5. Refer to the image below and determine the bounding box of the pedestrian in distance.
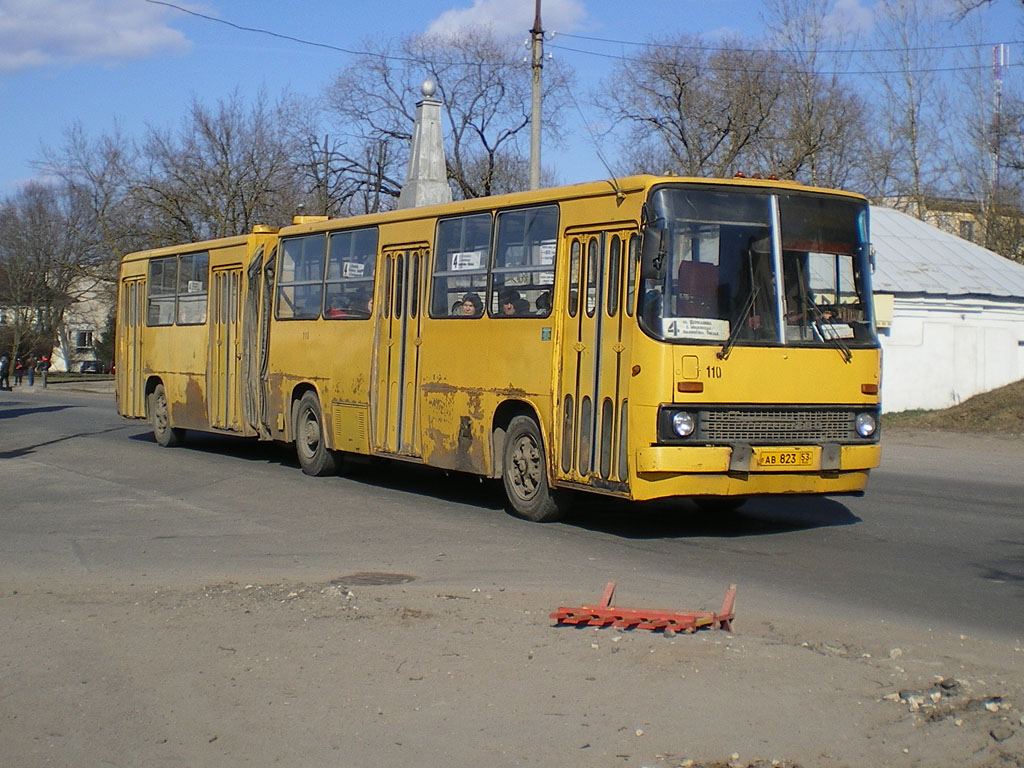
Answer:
[13,357,23,387]
[0,355,9,390]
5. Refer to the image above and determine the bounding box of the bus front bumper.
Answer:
[631,443,880,500]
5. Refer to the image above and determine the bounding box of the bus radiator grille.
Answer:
[700,409,855,442]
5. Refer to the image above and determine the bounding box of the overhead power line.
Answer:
[145,0,423,63]
[546,41,1024,78]
[556,31,1024,58]
[148,0,1020,79]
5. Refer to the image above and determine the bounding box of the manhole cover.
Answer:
[331,572,417,586]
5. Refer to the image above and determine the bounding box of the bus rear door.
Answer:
[117,276,146,418]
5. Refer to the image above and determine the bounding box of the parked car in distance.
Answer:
[80,361,105,374]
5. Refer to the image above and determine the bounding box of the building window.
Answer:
[959,220,975,242]
[75,330,94,351]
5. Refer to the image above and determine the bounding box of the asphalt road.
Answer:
[2,382,1022,642]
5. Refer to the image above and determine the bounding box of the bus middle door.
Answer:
[373,246,426,457]
[210,265,243,431]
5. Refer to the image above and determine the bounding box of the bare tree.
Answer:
[0,183,92,362]
[322,31,573,207]
[759,0,870,189]
[134,90,305,242]
[40,122,144,295]
[940,20,1020,259]
[600,36,789,178]
[866,0,950,216]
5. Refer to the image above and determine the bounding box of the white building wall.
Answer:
[51,281,111,373]
[879,295,1024,412]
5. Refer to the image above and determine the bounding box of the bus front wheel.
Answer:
[294,391,337,477]
[502,416,564,523]
[150,383,185,447]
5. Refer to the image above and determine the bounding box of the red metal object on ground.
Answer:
[550,582,737,633]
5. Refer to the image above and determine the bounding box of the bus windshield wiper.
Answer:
[805,293,852,363]
[717,286,759,360]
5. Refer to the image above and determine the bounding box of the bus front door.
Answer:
[117,277,146,418]
[210,266,243,431]
[558,227,637,490]
[373,247,426,457]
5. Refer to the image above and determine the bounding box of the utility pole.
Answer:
[321,134,330,216]
[529,0,543,190]
[992,43,1008,205]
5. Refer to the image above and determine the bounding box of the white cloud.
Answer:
[0,0,189,73]
[426,0,587,39]
[825,0,875,36]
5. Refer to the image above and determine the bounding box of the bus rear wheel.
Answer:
[294,391,337,477]
[502,416,564,523]
[150,383,185,447]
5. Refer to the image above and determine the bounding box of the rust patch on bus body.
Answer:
[266,372,288,438]
[421,394,487,475]
[456,416,476,471]
[418,380,535,477]
[173,376,208,430]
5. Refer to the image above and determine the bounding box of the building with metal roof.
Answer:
[870,206,1024,412]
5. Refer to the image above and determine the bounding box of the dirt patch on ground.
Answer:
[884,379,1024,435]
[3,580,1022,768]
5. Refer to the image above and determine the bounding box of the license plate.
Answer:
[757,449,814,468]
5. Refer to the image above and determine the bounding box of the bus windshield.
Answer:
[639,186,875,351]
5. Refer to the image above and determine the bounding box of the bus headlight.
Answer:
[855,412,877,438]
[671,411,696,437]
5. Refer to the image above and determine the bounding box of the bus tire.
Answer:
[502,415,564,523]
[294,391,336,477]
[150,383,185,447]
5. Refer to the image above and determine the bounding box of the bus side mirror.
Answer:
[640,226,667,281]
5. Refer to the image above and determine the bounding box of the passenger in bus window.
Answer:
[535,291,551,314]
[459,292,483,317]
[498,288,521,316]
[348,288,373,316]
[498,288,531,316]
[326,295,346,318]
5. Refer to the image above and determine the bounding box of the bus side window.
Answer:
[326,227,377,319]
[276,234,326,320]
[430,213,491,318]
[147,256,177,326]
[177,251,209,325]
[490,204,558,318]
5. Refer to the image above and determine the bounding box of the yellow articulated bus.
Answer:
[116,175,881,522]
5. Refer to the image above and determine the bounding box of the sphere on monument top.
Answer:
[421,80,436,98]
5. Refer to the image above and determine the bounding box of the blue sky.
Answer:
[0,0,1021,196]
